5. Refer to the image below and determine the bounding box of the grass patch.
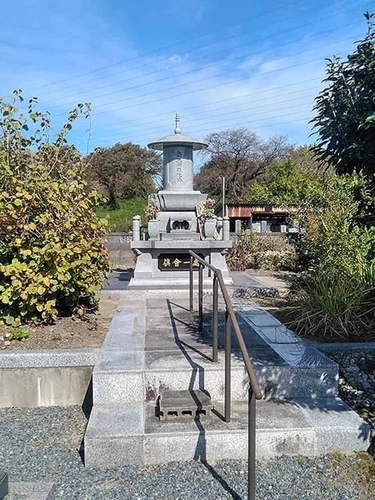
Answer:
[7,327,29,342]
[329,452,375,498]
[96,198,147,232]
[286,268,375,340]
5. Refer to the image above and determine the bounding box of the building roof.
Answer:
[226,203,296,217]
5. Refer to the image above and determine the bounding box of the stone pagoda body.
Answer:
[129,115,232,288]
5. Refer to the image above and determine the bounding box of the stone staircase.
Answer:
[84,294,370,468]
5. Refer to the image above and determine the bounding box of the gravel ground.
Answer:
[0,406,374,500]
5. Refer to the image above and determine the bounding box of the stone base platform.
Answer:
[84,295,371,468]
[85,397,369,468]
[129,240,232,289]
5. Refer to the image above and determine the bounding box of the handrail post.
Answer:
[224,310,231,423]
[198,263,203,332]
[189,255,194,312]
[188,249,261,500]
[248,387,256,500]
[212,275,219,363]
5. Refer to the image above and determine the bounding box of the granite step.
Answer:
[92,302,338,405]
[84,398,371,468]
[86,296,360,469]
[143,347,337,403]
[92,343,338,404]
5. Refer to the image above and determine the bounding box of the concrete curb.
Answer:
[0,349,99,408]
[309,342,375,351]
[0,348,100,369]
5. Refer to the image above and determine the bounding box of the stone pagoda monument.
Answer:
[129,115,232,288]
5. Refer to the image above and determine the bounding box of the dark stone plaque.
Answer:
[158,253,204,271]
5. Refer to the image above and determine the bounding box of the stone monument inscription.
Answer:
[158,254,203,271]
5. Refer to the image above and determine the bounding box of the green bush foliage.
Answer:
[288,175,375,338]
[96,197,147,232]
[0,91,110,325]
[87,142,161,209]
[311,13,375,179]
[227,232,298,272]
[247,146,334,207]
[293,175,374,270]
[7,327,29,341]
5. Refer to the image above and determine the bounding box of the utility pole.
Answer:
[222,176,226,219]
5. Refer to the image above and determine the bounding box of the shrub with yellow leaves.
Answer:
[0,91,110,325]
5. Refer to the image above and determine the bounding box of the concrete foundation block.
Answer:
[85,404,144,468]
[297,398,371,453]
[93,371,144,404]
[256,429,317,458]
[144,364,337,404]
[7,481,55,500]
[144,429,317,464]
[0,366,93,408]
[85,435,144,468]
[0,471,8,500]
[85,296,370,468]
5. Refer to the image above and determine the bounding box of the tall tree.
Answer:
[248,146,335,206]
[87,142,162,208]
[311,12,375,179]
[194,128,290,201]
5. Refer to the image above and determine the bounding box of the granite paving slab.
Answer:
[145,400,314,434]
[230,272,267,288]
[0,348,99,369]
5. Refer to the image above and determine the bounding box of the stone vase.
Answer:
[148,219,160,240]
[204,218,217,240]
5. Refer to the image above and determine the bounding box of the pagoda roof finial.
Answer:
[174,113,181,134]
[148,113,207,150]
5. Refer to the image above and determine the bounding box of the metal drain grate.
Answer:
[157,390,212,421]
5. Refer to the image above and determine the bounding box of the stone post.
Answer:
[217,216,223,239]
[235,219,242,234]
[132,215,141,242]
[223,216,230,241]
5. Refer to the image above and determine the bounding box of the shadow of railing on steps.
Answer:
[188,250,263,500]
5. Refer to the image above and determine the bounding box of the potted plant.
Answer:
[145,195,160,240]
[197,198,217,240]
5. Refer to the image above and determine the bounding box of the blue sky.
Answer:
[0,0,372,154]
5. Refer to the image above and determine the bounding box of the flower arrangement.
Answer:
[196,198,217,240]
[145,195,160,221]
[196,198,216,222]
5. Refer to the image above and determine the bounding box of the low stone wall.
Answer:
[0,349,98,408]
[0,367,92,408]
[106,233,134,269]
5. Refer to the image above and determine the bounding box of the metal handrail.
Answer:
[189,250,262,500]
